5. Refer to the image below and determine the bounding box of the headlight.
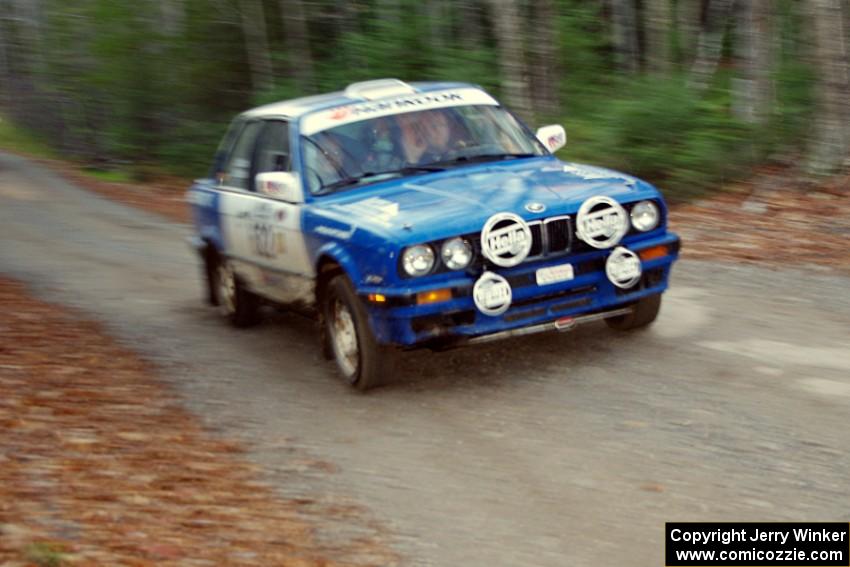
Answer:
[441,238,472,270]
[402,244,435,277]
[630,201,659,232]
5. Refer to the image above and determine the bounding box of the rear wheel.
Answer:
[323,274,394,390]
[605,293,662,331]
[214,258,261,328]
[202,248,220,306]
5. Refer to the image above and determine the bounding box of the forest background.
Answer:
[1,0,848,200]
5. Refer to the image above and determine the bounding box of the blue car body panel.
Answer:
[188,81,680,349]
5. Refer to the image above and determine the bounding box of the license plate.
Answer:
[536,263,575,286]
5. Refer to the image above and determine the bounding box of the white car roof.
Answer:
[240,79,485,120]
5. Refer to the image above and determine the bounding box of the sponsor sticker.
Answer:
[301,88,499,135]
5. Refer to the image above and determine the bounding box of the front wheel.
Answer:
[322,275,394,390]
[605,294,662,331]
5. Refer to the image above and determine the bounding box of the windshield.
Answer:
[301,105,546,194]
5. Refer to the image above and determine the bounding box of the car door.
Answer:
[240,119,314,304]
[218,119,268,291]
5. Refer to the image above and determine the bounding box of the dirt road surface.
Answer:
[2,151,849,566]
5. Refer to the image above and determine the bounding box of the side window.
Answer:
[254,121,291,177]
[222,120,263,191]
[211,117,245,179]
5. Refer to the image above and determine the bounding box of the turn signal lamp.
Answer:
[416,288,452,305]
[638,245,668,262]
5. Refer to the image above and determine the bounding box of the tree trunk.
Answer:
[159,0,185,38]
[9,0,51,133]
[732,0,773,124]
[530,0,560,117]
[459,0,483,50]
[690,0,735,90]
[488,0,533,122]
[808,0,850,174]
[645,0,672,73]
[376,0,401,27]
[281,0,314,93]
[0,3,9,108]
[610,0,640,73]
[675,0,703,67]
[426,0,447,50]
[238,0,274,94]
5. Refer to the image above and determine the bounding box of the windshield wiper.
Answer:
[318,165,445,194]
[430,153,537,168]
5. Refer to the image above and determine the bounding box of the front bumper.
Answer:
[363,232,680,348]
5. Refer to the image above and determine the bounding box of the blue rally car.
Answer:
[188,79,680,390]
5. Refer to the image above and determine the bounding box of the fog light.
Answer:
[638,245,668,261]
[367,293,387,303]
[416,288,452,305]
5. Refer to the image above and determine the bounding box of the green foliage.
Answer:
[0,116,56,158]
[563,76,758,201]
[0,0,823,190]
[82,167,134,183]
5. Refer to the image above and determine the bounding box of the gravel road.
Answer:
[2,151,849,566]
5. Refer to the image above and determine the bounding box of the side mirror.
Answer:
[255,171,303,203]
[535,124,567,153]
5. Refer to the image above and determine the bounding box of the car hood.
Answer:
[314,157,657,243]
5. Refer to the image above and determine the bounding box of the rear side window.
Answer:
[254,121,291,175]
[222,121,263,191]
[211,118,245,178]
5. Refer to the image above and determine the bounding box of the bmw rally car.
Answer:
[188,79,681,390]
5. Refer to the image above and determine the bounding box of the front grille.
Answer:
[545,217,571,253]
[526,216,571,258]
[528,223,544,256]
[468,215,572,268]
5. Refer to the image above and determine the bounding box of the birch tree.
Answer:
[0,4,9,107]
[675,0,703,66]
[808,0,850,174]
[158,0,185,38]
[281,0,314,93]
[530,0,560,116]
[645,0,673,73]
[610,0,640,73]
[488,0,533,121]
[690,0,735,89]
[459,0,483,50]
[732,0,773,124]
[239,0,273,94]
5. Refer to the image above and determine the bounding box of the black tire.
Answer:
[203,248,220,306]
[322,274,394,390]
[213,257,261,328]
[605,293,662,331]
